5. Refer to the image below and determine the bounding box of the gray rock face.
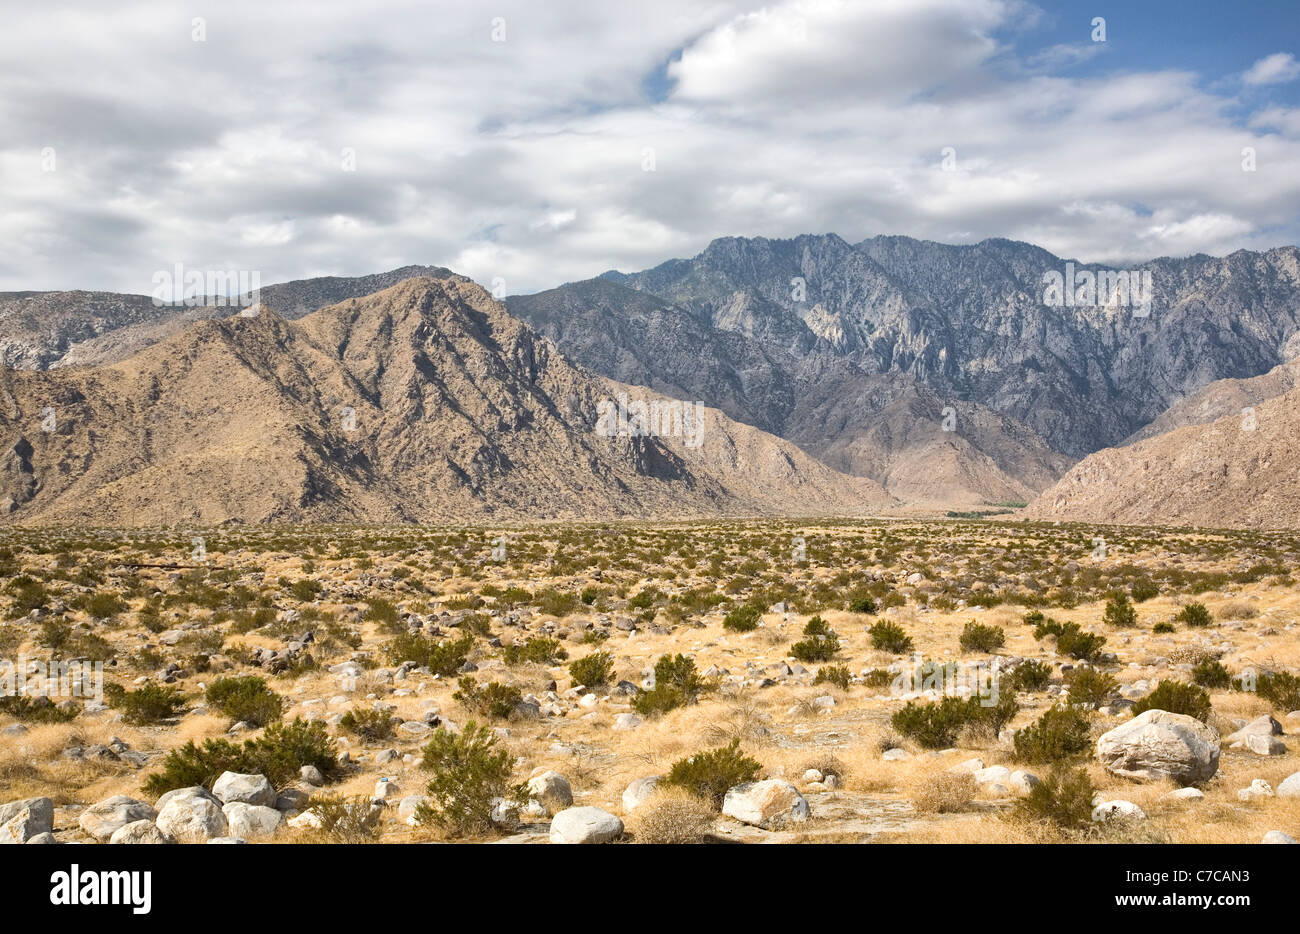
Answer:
[548,807,624,844]
[721,780,810,829]
[0,797,54,844]
[527,771,573,816]
[79,796,158,842]
[222,803,283,838]
[156,788,230,842]
[212,772,276,808]
[1096,710,1220,783]
[109,820,174,844]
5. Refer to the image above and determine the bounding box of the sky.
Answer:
[1,0,1298,296]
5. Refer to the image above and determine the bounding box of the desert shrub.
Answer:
[722,602,762,632]
[1064,667,1119,706]
[1217,600,1258,620]
[790,616,839,663]
[365,598,401,629]
[1130,579,1159,603]
[869,620,913,653]
[813,664,852,690]
[569,651,614,688]
[1023,610,1046,626]
[143,717,338,795]
[502,636,567,665]
[891,694,1017,749]
[385,631,473,676]
[1007,659,1052,692]
[632,789,716,844]
[1192,658,1232,690]
[1037,620,1106,661]
[339,707,396,742]
[6,577,49,618]
[959,621,1005,653]
[0,695,77,723]
[1131,680,1212,722]
[861,668,894,688]
[662,739,761,808]
[1014,705,1092,763]
[1102,593,1137,628]
[847,594,877,614]
[1016,766,1096,831]
[913,771,975,814]
[415,722,525,837]
[299,794,380,842]
[453,677,523,719]
[80,591,128,618]
[104,682,186,725]
[534,588,580,617]
[1152,621,1175,634]
[634,653,705,716]
[1174,603,1212,628]
[1257,671,1300,711]
[205,675,283,727]
[288,579,323,602]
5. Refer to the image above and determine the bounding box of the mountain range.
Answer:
[2,233,1299,526]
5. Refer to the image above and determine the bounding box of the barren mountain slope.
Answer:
[1122,357,1300,444]
[1025,384,1300,529]
[0,276,890,525]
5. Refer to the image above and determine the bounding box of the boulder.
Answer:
[1262,831,1297,844]
[621,776,661,813]
[397,795,429,826]
[78,795,157,842]
[527,770,573,816]
[0,797,54,844]
[721,780,810,830]
[1008,770,1041,796]
[1091,800,1146,822]
[1238,779,1274,801]
[1162,787,1205,801]
[1276,771,1300,798]
[1245,733,1287,756]
[549,806,623,844]
[1096,710,1219,783]
[156,788,229,842]
[1225,715,1282,744]
[222,803,283,838]
[212,772,276,808]
[108,820,174,845]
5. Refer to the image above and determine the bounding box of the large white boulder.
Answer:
[1096,710,1219,783]
[721,780,809,830]
[549,806,623,844]
[212,772,276,808]
[156,788,229,842]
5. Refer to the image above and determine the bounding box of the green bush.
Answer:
[861,668,894,688]
[569,651,614,688]
[1102,593,1137,628]
[1257,671,1300,712]
[453,677,523,719]
[662,739,761,808]
[502,636,567,665]
[0,695,77,724]
[847,594,877,614]
[959,621,1005,653]
[813,664,852,690]
[415,722,525,837]
[790,616,839,663]
[365,598,401,630]
[1174,603,1212,628]
[1014,705,1092,763]
[1064,667,1118,706]
[634,654,705,716]
[1035,620,1106,661]
[1017,766,1096,830]
[289,579,323,602]
[339,707,396,742]
[1131,680,1212,722]
[143,717,338,795]
[1152,621,1175,634]
[1192,658,1232,690]
[722,603,762,632]
[81,591,129,618]
[1130,580,1159,603]
[1007,659,1052,692]
[298,794,380,842]
[869,620,913,653]
[205,676,283,727]
[891,694,1017,749]
[385,631,473,676]
[105,682,186,725]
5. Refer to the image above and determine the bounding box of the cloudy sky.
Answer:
[2,0,1299,295]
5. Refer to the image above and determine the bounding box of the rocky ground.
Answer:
[0,519,1298,845]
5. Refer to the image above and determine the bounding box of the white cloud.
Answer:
[0,0,1295,295]
[1243,52,1300,86]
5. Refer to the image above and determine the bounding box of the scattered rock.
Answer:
[109,820,174,844]
[222,803,283,838]
[1091,800,1146,822]
[1096,710,1219,783]
[0,798,54,844]
[549,806,624,844]
[527,770,573,816]
[212,772,276,808]
[622,776,660,812]
[78,795,157,842]
[156,787,230,842]
[721,780,810,830]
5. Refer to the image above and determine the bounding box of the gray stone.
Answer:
[1091,799,1146,822]
[548,806,624,844]
[527,770,573,816]
[212,771,276,807]
[1276,771,1300,798]
[1225,714,1283,744]
[1262,830,1297,844]
[1096,710,1219,783]
[0,797,53,844]
[78,795,157,842]
[108,820,174,844]
[222,802,283,838]
[621,776,661,812]
[721,780,810,829]
[1245,733,1287,756]
[156,788,229,842]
